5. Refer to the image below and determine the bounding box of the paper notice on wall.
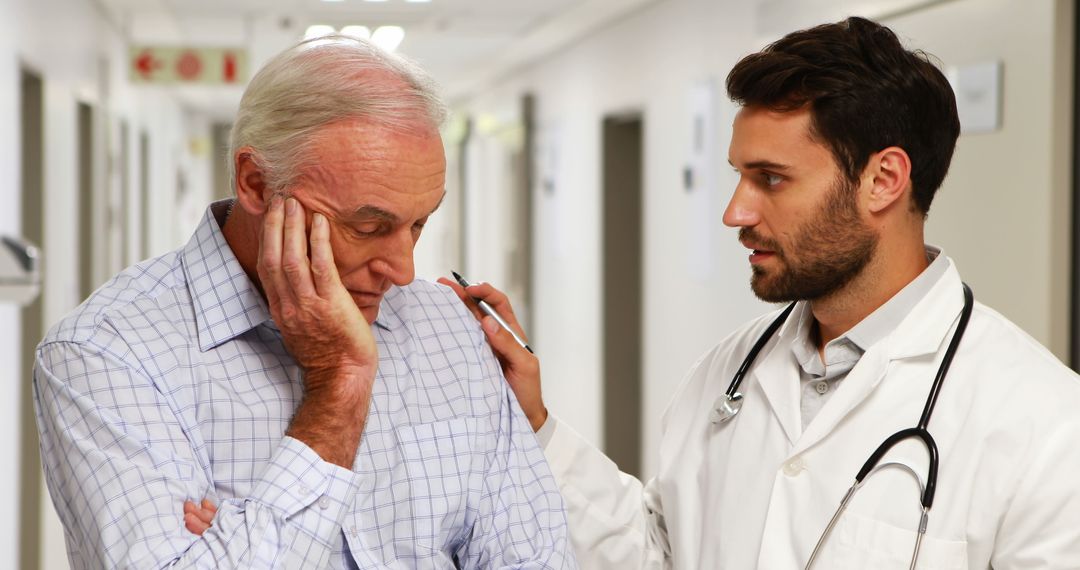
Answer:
[535,121,570,259]
[947,60,1002,134]
[686,79,718,281]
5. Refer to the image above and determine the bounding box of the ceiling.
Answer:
[96,0,665,120]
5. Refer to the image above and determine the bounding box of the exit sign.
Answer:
[130,46,249,85]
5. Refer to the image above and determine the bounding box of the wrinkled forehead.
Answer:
[297,118,446,214]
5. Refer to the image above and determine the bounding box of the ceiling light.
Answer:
[341,25,372,40]
[405,0,432,3]
[304,25,336,40]
[371,25,405,52]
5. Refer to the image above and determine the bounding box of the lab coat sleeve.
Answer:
[540,415,668,569]
[990,413,1080,568]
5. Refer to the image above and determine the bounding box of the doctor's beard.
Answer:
[743,174,878,303]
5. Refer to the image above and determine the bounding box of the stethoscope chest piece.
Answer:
[709,392,744,424]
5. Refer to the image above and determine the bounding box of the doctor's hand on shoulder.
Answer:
[437,278,547,432]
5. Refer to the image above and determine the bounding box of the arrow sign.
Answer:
[129,46,249,85]
[134,50,161,79]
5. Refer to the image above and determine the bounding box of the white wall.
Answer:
[886,0,1073,360]
[0,0,214,567]
[457,0,1075,481]
[0,1,24,566]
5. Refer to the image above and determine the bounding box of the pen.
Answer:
[451,271,534,354]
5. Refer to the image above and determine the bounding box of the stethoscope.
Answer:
[709,283,974,570]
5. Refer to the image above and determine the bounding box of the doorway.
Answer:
[601,113,644,478]
[19,66,44,570]
[140,131,150,259]
[78,102,95,301]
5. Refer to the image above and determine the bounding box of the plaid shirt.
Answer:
[33,201,574,569]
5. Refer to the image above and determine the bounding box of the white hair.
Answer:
[228,34,448,193]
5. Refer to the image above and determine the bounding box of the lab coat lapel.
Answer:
[792,262,968,455]
[748,303,808,446]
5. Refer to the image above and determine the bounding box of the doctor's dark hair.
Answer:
[726,17,960,215]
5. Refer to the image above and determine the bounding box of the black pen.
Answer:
[452,271,534,354]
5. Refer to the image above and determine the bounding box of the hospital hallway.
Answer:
[1,0,1077,566]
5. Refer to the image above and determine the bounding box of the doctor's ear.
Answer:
[234,148,272,216]
[865,146,912,214]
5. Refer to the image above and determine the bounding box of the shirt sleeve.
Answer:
[540,415,669,570]
[33,339,361,569]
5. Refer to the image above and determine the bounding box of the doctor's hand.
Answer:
[438,278,547,432]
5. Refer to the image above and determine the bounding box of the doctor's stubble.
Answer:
[742,172,877,303]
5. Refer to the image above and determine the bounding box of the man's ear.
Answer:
[234,148,271,216]
[866,146,912,214]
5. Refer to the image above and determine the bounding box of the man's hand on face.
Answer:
[258,196,379,468]
[437,278,548,432]
[258,196,378,386]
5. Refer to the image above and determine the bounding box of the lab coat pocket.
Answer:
[820,510,968,570]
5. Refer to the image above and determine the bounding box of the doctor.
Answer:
[442,16,1080,569]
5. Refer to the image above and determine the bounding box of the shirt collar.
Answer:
[182,200,273,352]
[182,200,401,352]
[845,246,949,350]
[789,245,951,368]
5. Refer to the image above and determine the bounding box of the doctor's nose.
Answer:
[722,180,761,228]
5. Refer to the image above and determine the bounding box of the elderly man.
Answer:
[33,37,574,569]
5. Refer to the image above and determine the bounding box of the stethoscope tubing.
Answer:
[723,301,797,398]
[723,282,975,569]
[721,282,974,516]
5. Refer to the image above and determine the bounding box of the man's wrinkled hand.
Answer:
[257,196,378,398]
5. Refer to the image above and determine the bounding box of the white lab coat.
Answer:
[543,259,1080,568]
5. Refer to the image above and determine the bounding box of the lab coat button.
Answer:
[783,457,806,477]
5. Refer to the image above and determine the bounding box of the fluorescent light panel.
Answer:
[341,25,372,39]
[371,25,405,51]
[304,24,336,40]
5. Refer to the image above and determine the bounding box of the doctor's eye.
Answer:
[763,173,784,187]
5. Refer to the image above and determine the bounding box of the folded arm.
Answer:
[33,342,362,569]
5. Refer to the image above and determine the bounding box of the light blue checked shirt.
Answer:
[33,201,574,569]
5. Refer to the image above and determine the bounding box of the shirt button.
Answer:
[815,381,829,395]
[318,496,330,510]
[783,457,806,477]
[349,526,359,538]
[297,485,310,496]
